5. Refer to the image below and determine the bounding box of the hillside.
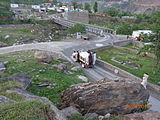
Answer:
[100,0,160,14]
[71,0,160,14]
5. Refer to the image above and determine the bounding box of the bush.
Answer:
[68,24,86,34]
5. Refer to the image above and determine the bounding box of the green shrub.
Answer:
[68,24,86,34]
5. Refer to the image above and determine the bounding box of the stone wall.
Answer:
[63,12,89,24]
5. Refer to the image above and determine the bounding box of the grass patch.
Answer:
[0,51,85,104]
[0,100,51,120]
[0,27,38,46]
[0,80,25,102]
[97,47,160,85]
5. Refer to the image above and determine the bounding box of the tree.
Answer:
[84,3,92,13]
[68,24,86,34]
[93,1,98,13]
[72,0,78,10]
[137,12,160,71]
[150,11,160,71]
[104,7,119,17]
[77,3,83,9]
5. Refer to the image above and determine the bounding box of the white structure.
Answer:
[132,30,153,38]
[141,73,149,89]
[32,5,40,9]
[10,4,18,8]
[48,7,56,11]
[77,32,82,39]
[72,51,96,68]
[60,6,69,12]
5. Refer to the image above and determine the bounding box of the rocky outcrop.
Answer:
[0,96,15,106]
[34,51,53,63]
[85,113,99,120]
[6,89,67,120]
[34,51,62,63]
[123,110,160,120]
[0,73,32,89]
[60,106,81,119]
[56,64,67,72]
[61,77,150,115]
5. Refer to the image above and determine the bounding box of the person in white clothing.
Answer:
[141,73,149,89]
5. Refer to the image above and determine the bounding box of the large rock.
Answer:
[6,89,67,120]
[0,96,15,106]
[34,51,61,63]
[54,64,68,73]
[60,106,80,118]
[0,73,32,89]
[34,51,52,63]
[123,110,160,120]
[85,113,98,120]
[61,78,150,115]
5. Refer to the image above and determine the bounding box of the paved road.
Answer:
[62,34,120,80]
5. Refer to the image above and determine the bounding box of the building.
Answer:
[132,30,153,38]
[10,4,18,8]
[32,5,40,9]
[59,6,69,12]
[122,16,137,19]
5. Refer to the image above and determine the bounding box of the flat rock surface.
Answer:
[0,96,15,106]
[6,89,67,120]
[0,73,32,89]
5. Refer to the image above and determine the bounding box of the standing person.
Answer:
[141,73,149,89]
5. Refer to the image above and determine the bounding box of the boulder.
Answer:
[34,51,61,63]
[71,66,82,71]
[0,73,32,89]
[6,89,67,120]
[85,113,98,120]
[0,42,7,48]
[61,78,150,115]
[0,96,15,106]
[123,110,160,120]
[60,106,80,118]
[55,64,67,73]
[77,75,88,82]
[0,62,6,74]
[34,51,52,63]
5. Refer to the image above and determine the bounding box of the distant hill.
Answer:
[60,0,160,14]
